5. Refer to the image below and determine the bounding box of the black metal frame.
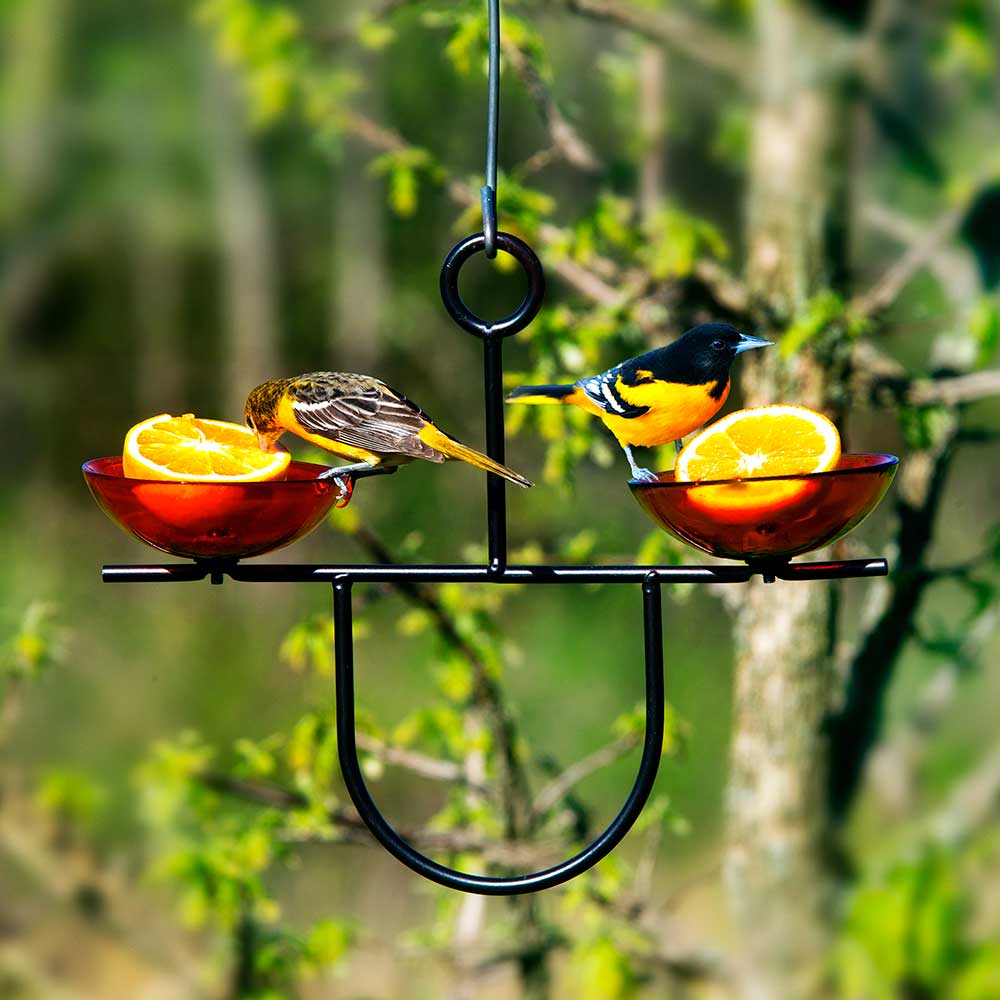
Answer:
[102,226,888,894]
[100,3,889,894]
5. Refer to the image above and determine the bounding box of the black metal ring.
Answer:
[440,231,545,340]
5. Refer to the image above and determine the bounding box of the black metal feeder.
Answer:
[85,0,895,896]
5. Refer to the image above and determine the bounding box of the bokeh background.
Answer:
[2,1,1000,998]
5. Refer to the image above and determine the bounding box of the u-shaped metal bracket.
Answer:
[333,575,665,895]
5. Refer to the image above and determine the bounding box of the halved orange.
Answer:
[122,413,290,482]
[675,405,841,517]
[675,405,841,482]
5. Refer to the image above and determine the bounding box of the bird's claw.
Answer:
[316,466,355,504]
[631,467,659,483]
[332,476,353,507]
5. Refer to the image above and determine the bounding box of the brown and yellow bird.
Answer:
[245,372,532,487]
[506,323,771,481]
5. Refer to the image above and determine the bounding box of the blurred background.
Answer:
[2,1,1000,997]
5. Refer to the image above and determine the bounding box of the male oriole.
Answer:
[245,372,532,488]
[506,322,771,480]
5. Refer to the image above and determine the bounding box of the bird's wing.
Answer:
[577,367,650,419]
[290,379,443,460]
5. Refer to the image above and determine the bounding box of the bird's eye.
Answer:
[711,339,726,351]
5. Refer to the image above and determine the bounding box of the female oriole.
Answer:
[506,322,771,480]
[245,372,532,487]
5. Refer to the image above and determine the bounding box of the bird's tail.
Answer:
[419,425,532,488]
[506,384,577,405]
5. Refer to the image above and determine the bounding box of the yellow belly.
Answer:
[573,379,729,447]
[276,397,385,464]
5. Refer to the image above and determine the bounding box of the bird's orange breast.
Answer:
[575,378,730,447]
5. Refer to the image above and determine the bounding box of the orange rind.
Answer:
[122,413,290,482]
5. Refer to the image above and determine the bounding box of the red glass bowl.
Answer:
[630,453,898,562]
[83,457,348,560]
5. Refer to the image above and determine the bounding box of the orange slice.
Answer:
[675,405,840,518]
[675,405,841,483]
[122,413,290,482]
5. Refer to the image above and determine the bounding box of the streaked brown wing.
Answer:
[290,380,443,460]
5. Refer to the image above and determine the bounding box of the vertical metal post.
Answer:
[642,574,663,695]
[483,332,507,573]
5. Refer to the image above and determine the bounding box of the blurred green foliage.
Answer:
[2,0,1000,997]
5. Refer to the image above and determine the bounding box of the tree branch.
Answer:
[561,0,750,84]
[501,39,602,173]
[928,742,1000,846]
[849,200,969,317]
[851,341,1000,409]
[531,733,639,819]
[851,166,1000,318]
[826,417,961,822]
[866,604,998,818]
[341,108,624,306]
[908,369,1000,407]
[355,731,478,786]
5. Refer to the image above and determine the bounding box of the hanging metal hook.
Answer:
[481,0,500,258]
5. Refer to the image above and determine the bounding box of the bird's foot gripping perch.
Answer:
[624,446,657,483]
[317,461,377,481]
[316,461,393,506]
[317,462,371,506]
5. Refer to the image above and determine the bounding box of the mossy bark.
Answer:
[724,3,853,998]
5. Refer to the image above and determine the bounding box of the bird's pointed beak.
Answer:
[734,333,773,354]
[256,434,272,453]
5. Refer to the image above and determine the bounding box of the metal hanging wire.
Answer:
[481,0,500,259]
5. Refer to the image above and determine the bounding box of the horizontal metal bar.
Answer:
[101,558,888,585]
[774,558,888,581]
[102,563,212,583]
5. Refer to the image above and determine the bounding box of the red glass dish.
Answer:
[630,453,898,562]
[83,457,348,560]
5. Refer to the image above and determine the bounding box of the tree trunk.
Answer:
[724,3,852,998]
[637,43,667,228]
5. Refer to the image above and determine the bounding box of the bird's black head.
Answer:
[681,322,772,361]
[629,323,771,394]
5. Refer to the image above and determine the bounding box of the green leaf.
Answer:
[35,769,104,828]
[898,404,958,451]
[639,202,728,280]
[969,296,1000,369]
[280,614,343,675]
[570,936,639,1000]
[837,850,966,996]
[3,601,62,681]
[780,290,846,358]
[951,944,1000,1000]
[397,608,432,636]
[370,146,439,217]
[234,736,280,778]
[443,11,486,77]
[303,918,353,968]
[560,529,598,563]
[356,16,395,50]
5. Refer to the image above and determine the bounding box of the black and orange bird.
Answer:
[506,323,771,481]
[245,372,532,487]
